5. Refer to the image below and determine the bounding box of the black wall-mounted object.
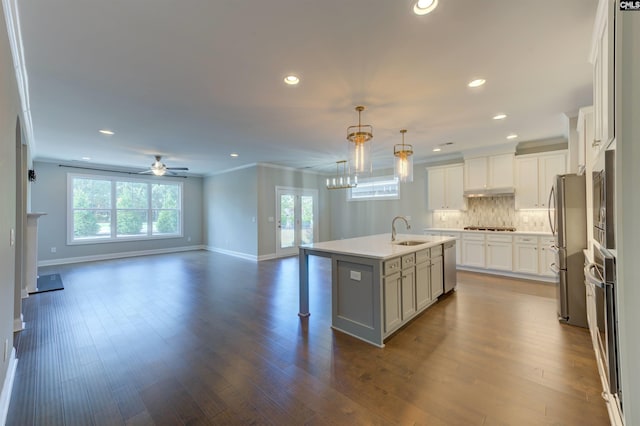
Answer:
[28,169,36,182]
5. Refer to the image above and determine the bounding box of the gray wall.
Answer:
[0,8,20,403]
[31,161,204,262]
[616,10,640,424]
[203,166,258,256]
[329,164,432,240]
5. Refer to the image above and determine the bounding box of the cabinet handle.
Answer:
[592,139,601,147]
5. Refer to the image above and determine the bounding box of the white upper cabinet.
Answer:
[464,154,514,190]
[590,0,614,154]
[577,106,594,175]
[427,164,465,210]
[515,151,567,209]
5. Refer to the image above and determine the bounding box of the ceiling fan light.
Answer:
[413,0,438,15]
[152,168,166,176]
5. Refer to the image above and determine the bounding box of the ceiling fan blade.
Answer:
[166,167,188,171]
[138,170,153,174]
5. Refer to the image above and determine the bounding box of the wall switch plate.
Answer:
[350,271,362,281]
[10,228,15,246]
[3,339,8,362]
[51,247,56,253]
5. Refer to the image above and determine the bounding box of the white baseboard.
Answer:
[205,246,258,261]
[37,245,206,267]
[0,348,18,426]
[258,253,278,261]
[13,315,24,332]
[456,265,558,283]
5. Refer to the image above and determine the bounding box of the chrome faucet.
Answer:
[391,216,411,241]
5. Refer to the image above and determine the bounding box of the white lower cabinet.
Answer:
[486,234,513,271]
[514,235,538,274]
[400,254,417,320]
[538,236,556,277]
[415,249,431,310]
[430,253,443,299]
[383,271,402,333]
[462,233,485,268]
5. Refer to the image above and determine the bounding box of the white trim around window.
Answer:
[67,173,184,245]
[347,175,400,201]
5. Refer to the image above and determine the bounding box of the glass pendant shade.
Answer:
[346,106,373,175]
[394,129,414,183]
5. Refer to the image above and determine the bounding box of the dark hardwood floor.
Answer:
[8,251,609,425]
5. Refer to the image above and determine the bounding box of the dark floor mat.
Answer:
[30,273,64,293]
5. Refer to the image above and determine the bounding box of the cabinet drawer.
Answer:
[416,248,430,264]
[515,235,537,244]
[487,234,513,243]
[430,245,443,257]
[462,233,485,241]
[384,258,401,275]
[402,254,416,269]
[540,236,555,245]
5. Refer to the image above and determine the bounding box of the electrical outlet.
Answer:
[51,247,56,253]
[187,236,191,242]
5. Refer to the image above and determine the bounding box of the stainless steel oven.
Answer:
[593,149,615,249]
[584,245,620,399]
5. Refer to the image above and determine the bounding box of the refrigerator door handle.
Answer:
[548,185,556,235]
[549,244,559,254]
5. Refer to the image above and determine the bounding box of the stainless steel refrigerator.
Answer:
[548,173,587,327]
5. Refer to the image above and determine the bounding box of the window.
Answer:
[347,175,400,201]
[68,174,182,244]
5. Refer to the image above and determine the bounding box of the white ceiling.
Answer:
[18,0,597,176]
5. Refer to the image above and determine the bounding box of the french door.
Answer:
[276,187,318,257]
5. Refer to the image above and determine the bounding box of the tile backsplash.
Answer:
[432,196,551,232]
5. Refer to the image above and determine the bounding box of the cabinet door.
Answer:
[383,272,402,333]
[446,165,465,210]
[592,0,614,150]
[538,153,566,208]
[430,256,444,299]
[515,157,540,209]
[462,239,485,268]
[513,243,538,274]
[427,168,446,210]
[486,241,513,271]
[488,154,514,188]
[401,268,416,320]
[464,157,487,190]
[539,239,556,277]
[415,261,431,310]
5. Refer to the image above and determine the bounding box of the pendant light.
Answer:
[394,129,414,182]
[326,160,357,190]
[346,106,373,176]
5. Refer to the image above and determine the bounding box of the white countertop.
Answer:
[424,227,553,236]
[301,233,455,260]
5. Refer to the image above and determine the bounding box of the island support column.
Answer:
[298,247,310,317]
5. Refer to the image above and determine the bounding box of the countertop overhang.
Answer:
[300,233,455,260]
[424,227,553,236]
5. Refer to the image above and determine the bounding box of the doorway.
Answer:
[275,187,318,257]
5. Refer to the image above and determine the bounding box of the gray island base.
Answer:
[299,233,457,347]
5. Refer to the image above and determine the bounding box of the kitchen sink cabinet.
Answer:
[427,164,465,210]
[382,271,402,334]
[400,255,417,320]
[486,234,513,271]
[515,151,567,209]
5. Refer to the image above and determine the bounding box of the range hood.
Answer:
[463,187,515,198]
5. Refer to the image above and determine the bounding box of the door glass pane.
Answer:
[301,195,314,245]
[280,194,295,249]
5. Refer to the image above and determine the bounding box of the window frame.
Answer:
[67,173,184,245]
[347,175,400,201]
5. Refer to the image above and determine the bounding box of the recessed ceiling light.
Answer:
[283,75,300,85]
[468,78,486,88]
[493,114,507,120]
[99,129,114,135]
[230,153,239,158]
[413,0,438,15]
[81,157,91,161]
[433,147,442,152]
[506,133,518,140]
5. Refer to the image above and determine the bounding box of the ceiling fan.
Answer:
[138,155,189,176]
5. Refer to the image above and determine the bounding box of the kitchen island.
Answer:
[299,233,456,347]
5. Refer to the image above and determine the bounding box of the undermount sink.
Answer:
[393,240,428,246]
